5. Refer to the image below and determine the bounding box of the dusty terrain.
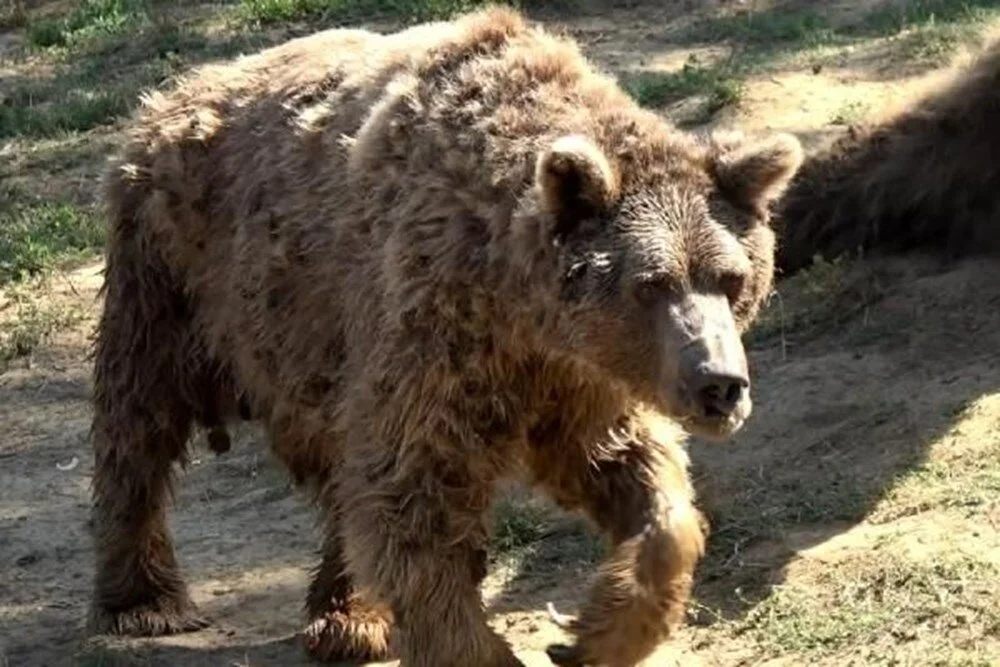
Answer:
[2,1,999,666]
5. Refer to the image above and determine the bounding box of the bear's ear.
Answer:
[711,132,803,212]
[536,135,618,238]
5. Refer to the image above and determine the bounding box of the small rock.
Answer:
[56,456,79,471]
[16,552,40,567]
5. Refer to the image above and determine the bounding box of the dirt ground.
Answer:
[2,1,1000,666]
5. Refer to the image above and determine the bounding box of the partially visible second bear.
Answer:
[87,7,803,666]
[776,38,1000,274]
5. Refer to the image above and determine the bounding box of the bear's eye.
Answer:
[634,275,675,304]
[718,270,746,304]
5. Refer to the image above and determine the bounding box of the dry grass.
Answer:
[0,278,85,369]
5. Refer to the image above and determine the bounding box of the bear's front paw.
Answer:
[88,597,210,637]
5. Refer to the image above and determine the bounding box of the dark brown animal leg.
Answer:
[303,514,395,662]
[531,418,707,667]
[265,421,396,662]
[338,446,523,667]
[87,263,208,637]
[89,422,207,637]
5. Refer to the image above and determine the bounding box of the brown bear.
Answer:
[87,7,803,666]
[776,38,1000,275]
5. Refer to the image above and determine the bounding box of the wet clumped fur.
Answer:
[777,39,1000,275]
[87,7,802,666]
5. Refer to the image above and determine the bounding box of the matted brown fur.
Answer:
[776,39,1000,275]
[88,7,802,666]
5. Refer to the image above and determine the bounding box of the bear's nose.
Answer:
[693,370,749,418]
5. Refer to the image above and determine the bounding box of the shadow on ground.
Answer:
[487,255,1000,637]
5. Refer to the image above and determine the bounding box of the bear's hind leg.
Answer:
[267,425,396,662]
[87,251,210,637]
[305,492,394,662]
[304,525,395,662]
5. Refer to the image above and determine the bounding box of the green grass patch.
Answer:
[0,287,85,367]
[830,100,870,126]
[237,0,512,26]
[0,204,105,285]
[624,58,744,115]
[892,19,985,64]
[747,255,886,348]
[0,88,134,138]
[0,23,264,139]
[639,1,1000,125]
[851,0,1000,38]
[684,7,835,47]
[733,555,1000,660]
[491,494,552,555]
[686,0,1000,47]
[674,0,1000,91]
[26,0,150,50]
[877,448,1000,521]
[697,442,883,587]
[487,490,604,577]
[873,401,1000,522]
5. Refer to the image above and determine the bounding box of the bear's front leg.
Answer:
[337,434,524,667]
[531,415,707,667]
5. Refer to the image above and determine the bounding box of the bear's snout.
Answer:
[660,292,753,440]
[677,335,752,440]
[691,365,749,420]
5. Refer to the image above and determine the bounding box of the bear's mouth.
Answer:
[687,417,743,442]
[647,382,752,441]
[677,403,751,442]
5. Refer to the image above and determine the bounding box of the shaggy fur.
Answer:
[88,7,802,666]
[777,39,1000,275]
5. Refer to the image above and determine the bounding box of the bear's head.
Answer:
[534,130,802,442]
